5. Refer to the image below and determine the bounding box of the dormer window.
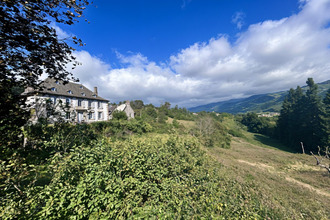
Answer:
[81,92,86,96]
[92,94,97,97]
[80,86,83,89]
[55,81,60,85]
[51,87,57,92]
[68,90,73,94]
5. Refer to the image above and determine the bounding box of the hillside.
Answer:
[2,108,329,219]
[206,135,330,219]
[177,115,330,218]
[189,80,330,114]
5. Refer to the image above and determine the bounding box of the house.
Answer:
[25,78,109,123]
[109,101,135,120]
[257,112,280,118]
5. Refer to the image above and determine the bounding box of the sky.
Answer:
[56,0,330,107]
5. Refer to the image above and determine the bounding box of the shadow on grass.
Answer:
[253,134,298,153]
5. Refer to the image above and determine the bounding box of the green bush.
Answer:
[240,113,276,137]
[228,128,245,138]
[0,134,280,219]
[23,122,97,161]
[112,111,128,120]
[192,116,231,148]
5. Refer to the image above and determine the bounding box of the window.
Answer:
[66,98,71,105]
[68,90,73,94]
[55,81,60,84]
[66,112,70,120]
[78,99,82,106]
[98,102,101,108]
[98,112,103,120]
[88,101,92,107]
[51,87,57,92]
[81,92,86,96]
[80,86,83,89]
[89,112,94,120]
[92,94,97,98]
[47,97,55,104]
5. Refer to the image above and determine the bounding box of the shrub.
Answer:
[0,134,280,219]
[112,111,128,120]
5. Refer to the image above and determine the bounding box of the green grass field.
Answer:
[203,116,330,219]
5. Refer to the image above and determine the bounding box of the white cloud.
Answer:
[71,51,203,106]
[71,0,330,108]
[232,12,245,30]
[51,23,71,39]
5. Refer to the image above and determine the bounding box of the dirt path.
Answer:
[285,176,330,197]
[205,137,330,200]
[236,159,330,198]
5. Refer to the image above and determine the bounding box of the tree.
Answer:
[300,78,324,151]
[0,85,28,152]
[0,0,91,149]
[130,100,145,110]
[277,78,326,152]
[195,115,231,148]
[277,86,304,148]
[159,101,171,116]
[321,89,330,146]
[130,100,144,117]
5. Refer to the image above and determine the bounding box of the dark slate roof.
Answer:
[38,78,109,102]
[109,105,117,113]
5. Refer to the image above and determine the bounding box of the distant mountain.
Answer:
[189,80,330,114]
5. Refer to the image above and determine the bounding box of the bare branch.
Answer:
[12,183,23,196]
[300,142,305,154]
[310,150,330,174]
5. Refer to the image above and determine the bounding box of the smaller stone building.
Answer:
[109,101,135,120]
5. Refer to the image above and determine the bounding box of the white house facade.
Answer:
[25,78,109,123]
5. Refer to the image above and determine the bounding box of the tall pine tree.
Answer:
[321,89,330,147]
[277,78,325,152]
[277,86,304,150]
[301,78,323,151]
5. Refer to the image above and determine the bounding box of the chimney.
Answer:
[94,87,98,96]
[126,100,130,106]
[24,86,35,94]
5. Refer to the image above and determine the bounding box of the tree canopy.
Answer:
[1,0,91,88]
[277,78,328,152]
[0,0,91,148]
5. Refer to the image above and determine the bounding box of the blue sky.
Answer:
[56,0,330,107]
[65,0,300,64]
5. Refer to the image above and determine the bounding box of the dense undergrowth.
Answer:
[1,134,281,219]
[0,114,283,219]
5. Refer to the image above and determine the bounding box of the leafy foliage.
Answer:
[191,115,231,148]
[0,85,29,152]
[240,112,276,137]
[1,134,279,219]
[1,0,90,87]
[0,0,91,151]
[112,110,128,120]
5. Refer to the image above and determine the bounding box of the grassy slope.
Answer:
[176,116,329,219]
